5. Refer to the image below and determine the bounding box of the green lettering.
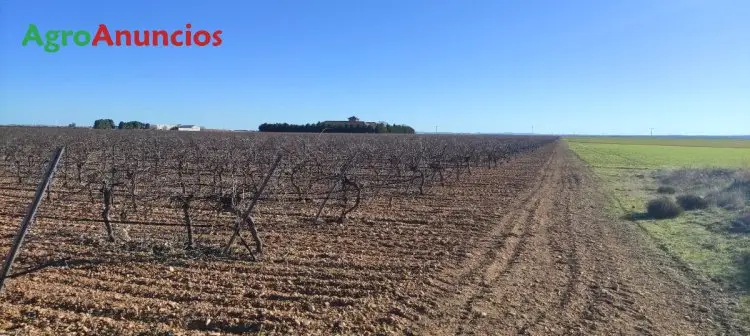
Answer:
[61,30,74,46]
[44,30,60,52]
[73,31,91,46]
[21,24,43,46]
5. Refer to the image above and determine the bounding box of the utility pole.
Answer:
[650,128,654,136]
[435,126,438,134]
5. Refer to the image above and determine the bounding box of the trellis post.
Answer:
[0,146,65,292]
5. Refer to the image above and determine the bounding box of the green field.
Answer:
[567,136,750,320]
[569,138,750,169]
[567,136,750,149]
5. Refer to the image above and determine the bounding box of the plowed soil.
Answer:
[0,141,746,335]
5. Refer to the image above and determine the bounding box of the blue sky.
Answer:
[0,0,748,135]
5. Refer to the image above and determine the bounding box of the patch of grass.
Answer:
[655,168,749,210]
[656,168,738,192]
[566,136,750,149]
[568,141,750,169]
[646,197,683,219]
[657,186,676,194]
[567,138,750,320]
[740,296,750,326]
[738,251,750,290]
[707,190,746,210]
[728,180,750,198]
[729,214,750,234]
[677,194,710,211]
[639,211,738,282]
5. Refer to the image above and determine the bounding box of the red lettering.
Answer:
[212,30,223,46]
[91,24,113,46]
[115,30,132,46]
[152,30,168,46]
[184,23,192,46]
[91,24,222,48]
[170,31,183,46]
[133,31,149,46]
[193,30,211,46]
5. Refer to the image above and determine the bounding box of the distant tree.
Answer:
[387,124,415,134]
[117,121,150,130]
[375,123,387,133]
[257,119,414,134]
[68,123,76,128]
[93,119,115,129]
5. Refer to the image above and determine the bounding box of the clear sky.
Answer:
[0,0,748,135]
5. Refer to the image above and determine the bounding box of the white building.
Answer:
[153,124,177,130]
[177,125,201,131]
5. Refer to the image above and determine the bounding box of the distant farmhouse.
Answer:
[152,124,201,131]
[176,125,201,131]
[153,124,177,130]
[322,116,378,127]
[91,119,202,131]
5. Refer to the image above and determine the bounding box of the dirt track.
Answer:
[417,142,746,335]
[1,141,746,335]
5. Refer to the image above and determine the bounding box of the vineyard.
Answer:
[0,127,555,256]
[1,128,745,335]
[1,127,561,334]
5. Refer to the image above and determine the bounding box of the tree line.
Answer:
[93,119,152,130]
[258,121,415,134]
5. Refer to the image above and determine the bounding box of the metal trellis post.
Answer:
[0,146,65,293]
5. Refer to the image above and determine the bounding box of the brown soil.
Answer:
[417,142,747,335]
[0,141,746,335]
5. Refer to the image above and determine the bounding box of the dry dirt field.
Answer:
[1,140,747,335]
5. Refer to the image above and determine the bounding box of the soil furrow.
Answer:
[418,143,558,335]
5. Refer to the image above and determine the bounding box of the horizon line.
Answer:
[1,124,748,138]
